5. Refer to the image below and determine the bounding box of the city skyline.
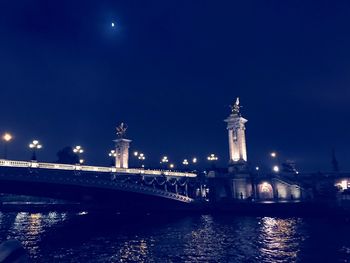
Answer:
[0,1,349,171]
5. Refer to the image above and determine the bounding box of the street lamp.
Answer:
[207,154,218,161]
[29,140,42,161]
[160,156,169,169]
[169,163,175,169]
[2,133,12,159]
[270,152,277,158]
[73,146,84,164]
[192,157,198,164]
[273,165,279,173]
[109,150,116,166]
[207,154,218,168]
[138,153,145,168]
[134,152,146,168]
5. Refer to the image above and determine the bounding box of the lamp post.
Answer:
[270,151,280,174]
[2,133,12,159]
[191,157,198,171]
[73,146,84,165]
[109,150,117,166]
[160,156,169,170]
[182,159,189,171]
[134,151,146,168]
[29,140,42,161]
[207,154,218,168]
[138,153,146,168]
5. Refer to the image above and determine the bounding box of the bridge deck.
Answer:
[0,159,196,177]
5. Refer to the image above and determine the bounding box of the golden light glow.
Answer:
[261,182,271,193]
[2,133,12,142]
[341,180,348,190]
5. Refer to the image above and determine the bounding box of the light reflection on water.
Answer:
[0,212,348,262]
[258,217,305,263]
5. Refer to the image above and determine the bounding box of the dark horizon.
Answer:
[0,1,349,172]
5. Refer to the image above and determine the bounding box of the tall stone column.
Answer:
[114,123,132,169]
[114,138,131,168]
[224,98,248,164]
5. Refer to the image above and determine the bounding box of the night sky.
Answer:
[0,1,349,172]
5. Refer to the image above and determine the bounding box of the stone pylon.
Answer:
[114,123,132,169]
[224,97,248,168]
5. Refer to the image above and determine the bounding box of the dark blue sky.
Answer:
[0,1,349,171]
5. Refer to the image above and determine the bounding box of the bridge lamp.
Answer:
[138,153,145,160]
[192,157,197,164]
[73,146,84,164]
[207,154,218,161]
[273,165,279,173]
[270,152,277,158]
[255,166,260,171]
[29,140,42,161]
[109,150,116,157]
[169,163,175,169]
[182,159,189,165]
[2,132,13,159]
[159,156,169,169]
[133,152,145,168]
[109,150,117,166]
[73,145,84,154]
[161,156,169,163]
[79,159,84,164]
[138,153,146,168]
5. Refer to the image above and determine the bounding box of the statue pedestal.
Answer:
[114,138,132,169]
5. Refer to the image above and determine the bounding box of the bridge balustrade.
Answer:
[0,163,198,203]
[0,159,196,178]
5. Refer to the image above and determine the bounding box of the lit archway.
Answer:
[258,182,274,200]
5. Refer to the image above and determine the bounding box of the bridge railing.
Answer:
[0,159,196,178]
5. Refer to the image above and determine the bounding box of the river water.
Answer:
[0,211,349,262]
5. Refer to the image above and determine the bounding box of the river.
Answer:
[0,211,349,262]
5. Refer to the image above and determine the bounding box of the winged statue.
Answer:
[116,122,128,138]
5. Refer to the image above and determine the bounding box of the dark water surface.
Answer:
[0,211,349,262]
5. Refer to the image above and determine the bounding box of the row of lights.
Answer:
[3,133,294,173]
[1,133,219,169]
[255,151,299,174]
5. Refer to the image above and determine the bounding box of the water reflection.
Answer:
[0,212,348,262]
[118,239,149,262]
[258,217,304,263]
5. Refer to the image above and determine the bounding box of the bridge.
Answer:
[0,159,203,212]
